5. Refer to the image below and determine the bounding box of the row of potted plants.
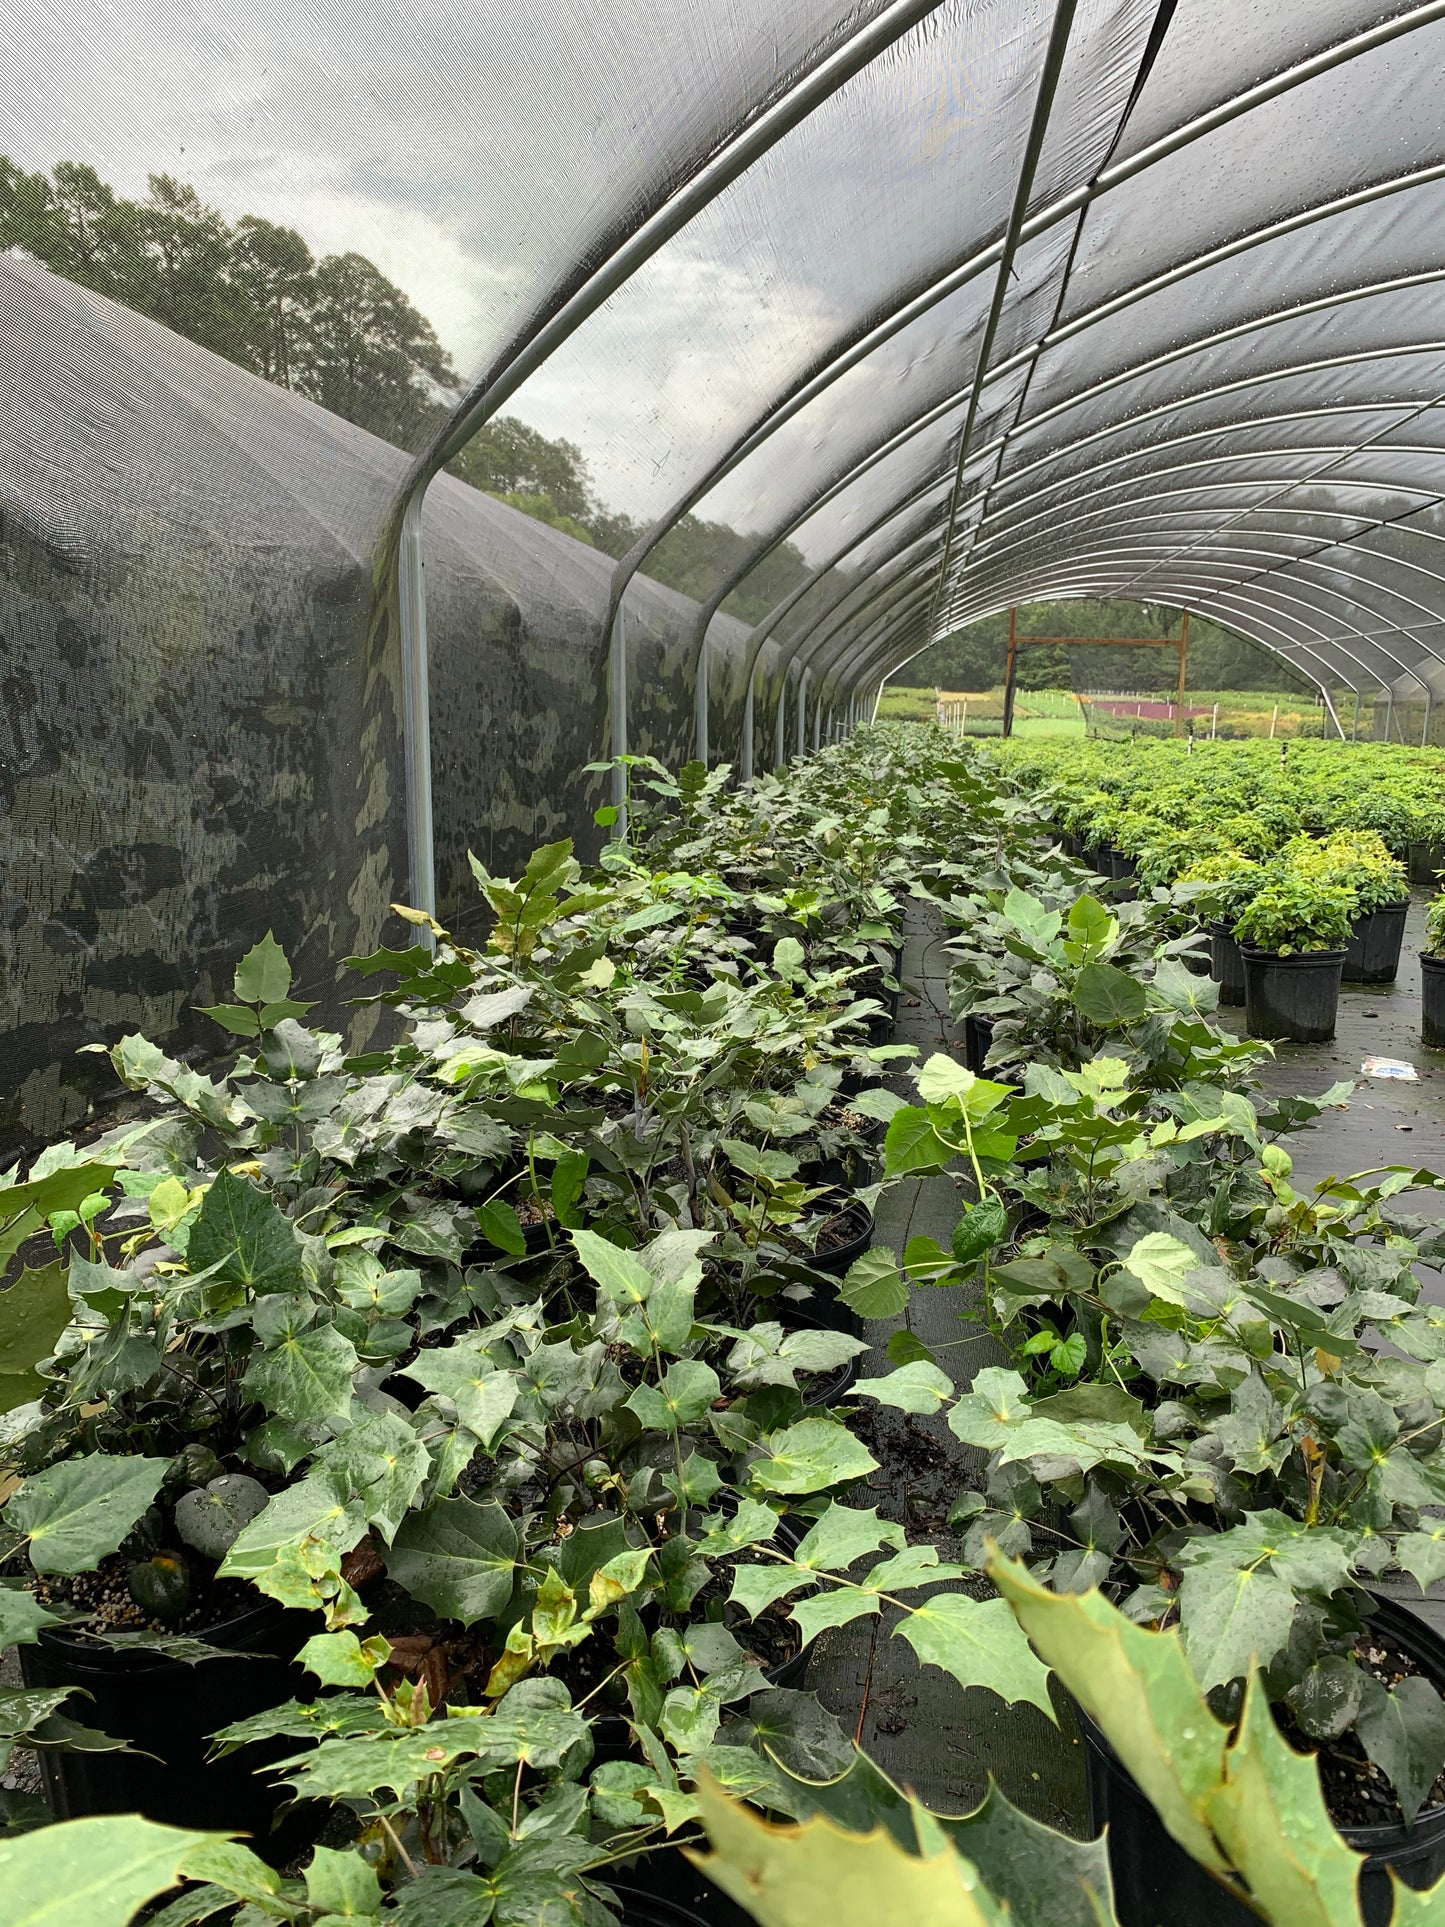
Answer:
[3,723,1445,1926]
[992,736,1445,1045]
[993,735,1445,885]
[0,733,1053,1925]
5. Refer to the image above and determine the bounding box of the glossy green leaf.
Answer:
[400,1346,518,1448]
[1074,962,1148,1028]
[850,1361,953,1415]
[7,1454,168,1575]
[243,1322,358,1423]
[990,1554,1230,1874]
[187,1168,305,1296]
[0,1813,223,1927]
[1205,1675,1368,1926]
[387,1499,519,1626]
[837,1248,909,1319]
[232,931,292,1005]
[626,1360,720,1433]
[749,1418,879,1495]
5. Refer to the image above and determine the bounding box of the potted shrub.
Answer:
[1287,831,1410,985]
[1234,876,1354,1042]
[1176,850,1266,1007]
[1425,892,1445,1049]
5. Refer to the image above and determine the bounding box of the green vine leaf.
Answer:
[6,1455,169,1575]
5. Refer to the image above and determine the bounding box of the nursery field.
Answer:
[877,685,1085,733]
[4,726,1445,1927]
[877,684,1344,739]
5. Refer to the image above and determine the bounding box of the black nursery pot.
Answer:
[1343,900,1409,985]
[611,1847,754,1927]
[1077,1595,1445,1927]
[1409,841,1445,888]
[963,1012,994,1076]
[1241,945,1346,1043]
[21,1600,315,1856]
[1208,920,1245,1006]
[1423,954,1445,1049]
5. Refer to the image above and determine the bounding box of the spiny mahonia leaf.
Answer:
[0,1262,70,1383]
[692,1772,1012,1927]
[242,1322,358,1423]
[568,1227,654,1304]
[401,1345,519,1448]
[989,1554,1230,1874]
[218,1470,369,1581]
[0,1581,68,1648]
[314,1411,431,1540]
[0,1814,225,1927]
[279,1694,585,1799]
[1205,1675,1367,1927]
[1395,1525,1445,1594]
[387,1499,519,1626]
[760,1748,1117,1927]
[187,1168,305,1295]
[232,931,292,1005]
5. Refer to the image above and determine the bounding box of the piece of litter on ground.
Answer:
[1362,1056,1420,1081]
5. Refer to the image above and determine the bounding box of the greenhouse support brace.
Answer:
[398,489,437,941]
[610,604,628,838]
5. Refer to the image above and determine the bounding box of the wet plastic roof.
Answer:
[11,0,1445,725]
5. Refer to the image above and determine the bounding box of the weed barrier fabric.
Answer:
[10,4,1445,1135]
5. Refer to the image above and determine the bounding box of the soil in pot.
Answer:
[1208,921,1245,1007]
[799,1192,875,1278]
[1423,954,1445,1050]
[1080,1594,1445,1927]
[1242,946,1346,1043]
[1343,900,1409,985]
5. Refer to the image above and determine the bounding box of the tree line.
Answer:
[908,599,1310,695]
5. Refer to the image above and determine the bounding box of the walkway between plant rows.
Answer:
[804,900,1089,1830]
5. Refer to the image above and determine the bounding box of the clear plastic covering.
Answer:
[6,0,1445,1137]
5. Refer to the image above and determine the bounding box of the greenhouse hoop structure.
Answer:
[8,0,1445,1140]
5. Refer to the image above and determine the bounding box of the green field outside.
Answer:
[874,684,1355,739]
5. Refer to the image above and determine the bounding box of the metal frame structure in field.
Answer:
[998,608,1192,738]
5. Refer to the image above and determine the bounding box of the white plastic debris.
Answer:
[1360,1057,1419,1081]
